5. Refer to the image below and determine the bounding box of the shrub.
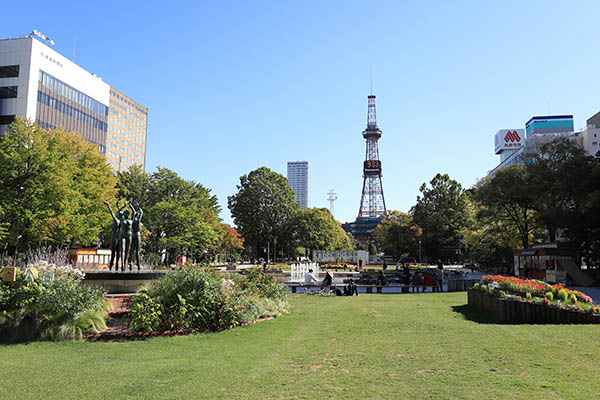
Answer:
[0,271,108,342]
[235,268,288,301]
[557,289,568,303]
[545,292,554,302]
[127,290,162,333]
[128,268,289,334]
[497,290,506,298]
[570,294,578,305]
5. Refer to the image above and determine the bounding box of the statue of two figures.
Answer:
[104,200,143,271]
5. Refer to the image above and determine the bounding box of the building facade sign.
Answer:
[495,129,524,154]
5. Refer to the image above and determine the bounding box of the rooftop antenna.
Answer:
[370,65,373,95]
[327,189,338,218]
[72,34,76,62]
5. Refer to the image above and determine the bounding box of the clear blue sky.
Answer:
[4,1,600,225]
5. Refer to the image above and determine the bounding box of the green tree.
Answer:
[292,208,353,255]
[117,167,221,264]
[524,139,600,266]
[525,138,596,242]
[412,173,470,261]
[473,164,540,249]
[0,119,117,252]
[459,198,524,269]
[227,167,298,260]
[374,210,422,260]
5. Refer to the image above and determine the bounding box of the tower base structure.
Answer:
[349,216,383,243]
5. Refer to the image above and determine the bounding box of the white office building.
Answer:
[287,161,311,209]
[0,32,147,171]
[489,113,600,176]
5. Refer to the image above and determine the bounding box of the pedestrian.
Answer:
[376,269,387,293]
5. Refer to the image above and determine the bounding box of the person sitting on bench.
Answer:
[411,272,423,293]
[304,269,318,292]
[423,272,433,293]
[319,269,334,293]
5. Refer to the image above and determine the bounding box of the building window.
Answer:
[0,65,19,78]
[38,70,108,116]
[0,86,17,99]
[0,115,15,125]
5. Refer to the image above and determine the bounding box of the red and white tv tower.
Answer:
[357,94,387,219]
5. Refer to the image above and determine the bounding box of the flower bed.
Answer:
[469,275,600,324]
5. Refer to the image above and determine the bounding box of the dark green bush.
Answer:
[0,272,108,342]
[128,268,288,333]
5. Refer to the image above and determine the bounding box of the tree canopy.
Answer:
[0,119,117,252]
[374,210,422,260]
[412,173,470,261]
[117,166,221,264]
[472,138,600,267]
[293,207,354,254]
[228,167,298,259]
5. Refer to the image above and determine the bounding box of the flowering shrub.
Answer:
[27,260,85,281]
[482,275,547,297]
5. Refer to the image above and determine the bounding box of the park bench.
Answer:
[285,282,442,294]
[355,284,442,293]
[286,283,346,293]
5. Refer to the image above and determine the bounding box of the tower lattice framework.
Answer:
[357,95,387,218]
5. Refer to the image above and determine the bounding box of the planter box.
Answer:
[467,289,600,324]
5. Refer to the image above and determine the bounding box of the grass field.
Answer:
[1,293,599,399]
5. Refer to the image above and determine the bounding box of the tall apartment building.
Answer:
[287,161,311,209]
[0,32,147,172]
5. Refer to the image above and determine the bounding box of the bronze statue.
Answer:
[104,200,127,271]
[119,208,133,271]
[129,201,143,270]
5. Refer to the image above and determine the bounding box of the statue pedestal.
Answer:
[82,269,171,294]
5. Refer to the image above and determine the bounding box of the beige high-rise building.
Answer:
[107,89,147,171]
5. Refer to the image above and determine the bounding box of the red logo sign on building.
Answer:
[504,131,521,143]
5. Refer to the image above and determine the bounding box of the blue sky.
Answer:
[4,1,600,225]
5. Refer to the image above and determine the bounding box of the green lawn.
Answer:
[1,293,599,399]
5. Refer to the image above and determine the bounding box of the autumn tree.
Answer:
[374,210,422,260]
[217,223,244,261]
